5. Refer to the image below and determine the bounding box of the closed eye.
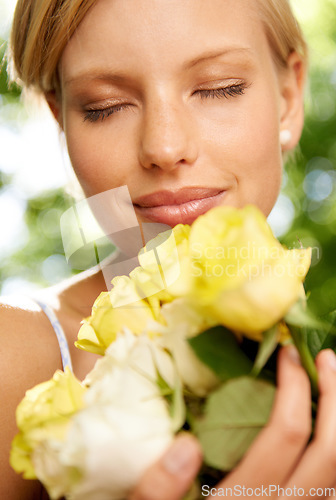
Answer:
[196,83,248,99]
[83,83,247,122]
[83,104,131,122]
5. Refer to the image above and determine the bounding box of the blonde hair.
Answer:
[257,0,308,67]
[10,0,308,94]
[10,0,97,92]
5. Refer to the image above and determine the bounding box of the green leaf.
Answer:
[285,299,330,331]
[286,306,336,396]
[194,377,275,471]
[188,326,253,381]
[285,301,336,383]
[251,326,278,376]
[156,364,186,432]
[303,327,329,358]
[320,311,336,352]
[324,310,336,327]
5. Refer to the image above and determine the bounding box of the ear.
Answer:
[45,91,64,130]
[279,52,306,152]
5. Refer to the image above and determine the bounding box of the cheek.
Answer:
[199,85,282,215]
[64,115,136,197]
[235,123,282,216]
[240,92,283,214]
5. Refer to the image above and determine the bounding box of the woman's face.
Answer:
[56,0,302,227]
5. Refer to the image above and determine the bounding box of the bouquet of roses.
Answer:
[10,205,336,500]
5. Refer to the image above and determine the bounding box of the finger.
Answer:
[129,434,203,500]
[284,349,336,497]
[221,346,311,492]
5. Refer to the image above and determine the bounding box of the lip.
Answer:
[133,187,228,226]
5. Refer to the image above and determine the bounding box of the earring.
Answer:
[280,129,292,146]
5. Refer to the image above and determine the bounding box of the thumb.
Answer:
[129,434,203,500]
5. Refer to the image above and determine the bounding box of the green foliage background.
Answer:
[0,0,335,314]
[280,0,336,314]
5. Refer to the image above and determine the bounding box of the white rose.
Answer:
[57,331,176,500]
[152,299,220,397]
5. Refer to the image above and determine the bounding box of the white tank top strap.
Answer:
[34,299,73,372]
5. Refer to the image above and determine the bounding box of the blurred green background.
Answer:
[0,0,335,315]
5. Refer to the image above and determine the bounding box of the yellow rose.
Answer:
[189,205,311,339]
[76,225,191,355]
[76,277,161,355]
[10,368,85,481]
[134,223,192,300]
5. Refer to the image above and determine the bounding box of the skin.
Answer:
[130,347,336,500]
[1,0,336,499]
[53,0,304,221]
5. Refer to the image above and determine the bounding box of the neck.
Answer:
[48,262,109,318]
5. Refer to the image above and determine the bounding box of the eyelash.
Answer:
[196,83,247,100]
[83,83,247,123]
[84,104,129,122]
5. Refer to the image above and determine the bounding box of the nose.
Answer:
[138,94,198,171]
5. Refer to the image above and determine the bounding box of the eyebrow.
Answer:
[184,47,254,69]
[63,47,254,87]
[63,71,129,87]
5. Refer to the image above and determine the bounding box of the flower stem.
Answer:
[288,325,319,398]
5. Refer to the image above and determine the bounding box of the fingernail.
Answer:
[162,435,197,476]
[286,345,301,365]
[324,349,336,371]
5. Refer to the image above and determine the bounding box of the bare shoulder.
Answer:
[0,295,63,500]
[0,295,64,381]
[0,269,104,499]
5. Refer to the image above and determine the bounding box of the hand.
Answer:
[130,346,336,499]
[129,433,203,500]
[214,346,336,499]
